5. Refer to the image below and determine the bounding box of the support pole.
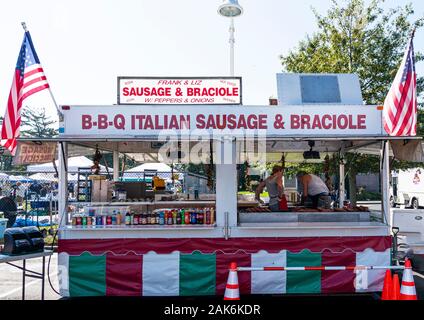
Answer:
[229,18,235,77]
[381,140,391,225]
[113,150,119,181]
[58,142,68,228]
[339,147,345,208]
[216,137,237,231]
[21,22,63,120]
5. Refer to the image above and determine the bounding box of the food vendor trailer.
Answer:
[21,74,422,297]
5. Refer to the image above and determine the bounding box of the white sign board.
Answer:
[60,105,384,137]
[118,77,242,105]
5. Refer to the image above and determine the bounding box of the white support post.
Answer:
[339,147,345,208]
[381,140,391,226]
[229,18,235,77]
[216,137,237,231]
[113,150,119,181]
[58,142,68,228]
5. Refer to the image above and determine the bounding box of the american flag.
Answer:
[382,32,417,136]
[1,30,50,155]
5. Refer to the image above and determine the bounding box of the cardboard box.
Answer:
[91,180,112,202]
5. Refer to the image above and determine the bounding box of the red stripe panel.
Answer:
[264,267,285,271]
[305,266,325,271]
[402,281,415,286]
[24,67,44,78]
[19,83,50,103]
[23,75,47,89]
[226,284,239,289]
[321,250,356,293]
[216,253,251,295]
[58,236,391,255]
[106,253,142,296]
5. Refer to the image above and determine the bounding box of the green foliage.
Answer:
[280,0,424,105]
[356,190,381,201]
[20,106,58,138]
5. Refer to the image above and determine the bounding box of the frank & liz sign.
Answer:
[118,77,242,105]
[60,105,384,137]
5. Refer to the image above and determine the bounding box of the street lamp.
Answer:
[218,0,243,77]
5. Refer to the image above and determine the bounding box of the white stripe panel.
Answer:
[57,252,70,297]
[251,250,286,294]
[24,63,43,73]
[22,80,49,96]
[23,72,46,86]
[142,252,180,296]
[355,248,391,292]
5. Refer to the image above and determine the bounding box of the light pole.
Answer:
[218,0,243,77]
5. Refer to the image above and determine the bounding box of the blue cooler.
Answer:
[0,218,8,238]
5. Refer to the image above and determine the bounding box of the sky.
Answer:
[0,0,423,121]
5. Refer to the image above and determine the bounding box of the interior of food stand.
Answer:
[19,134,421,231]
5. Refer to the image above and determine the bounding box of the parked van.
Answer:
[391,168,424,209]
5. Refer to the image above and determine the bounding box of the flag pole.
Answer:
[21,22,63,121]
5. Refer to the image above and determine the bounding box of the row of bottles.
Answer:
[125,208,215,226]
[71,208,215,226]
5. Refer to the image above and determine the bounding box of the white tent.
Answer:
[27,156,112,173]
[123,163,183,181]
[9,175,34,183]
[29,173,57,182]
[0,173,9,180]
[127,163,175,172]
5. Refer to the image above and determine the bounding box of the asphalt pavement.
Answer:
[0,253,60,300]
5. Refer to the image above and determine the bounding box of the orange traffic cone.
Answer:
[224,262,240,300]
[400,259,417,300]
[381,270,393,300]
[392,273,401,300]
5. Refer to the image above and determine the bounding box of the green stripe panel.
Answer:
[180,251,216,296]
[286,250,321,294]
[69,253,106,297]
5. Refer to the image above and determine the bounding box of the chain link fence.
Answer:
[0,171,213,198]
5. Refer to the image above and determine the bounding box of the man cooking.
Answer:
[255,165,284,211]
[297,172,330,209]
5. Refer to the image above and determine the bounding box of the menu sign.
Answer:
[13,142,57,165]
[118,77,242,105]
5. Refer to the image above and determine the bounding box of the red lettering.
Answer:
[144,115,154,129]
[216,115,226,129]
[291,115,300,129]
[227,114,237,129]
[196,114,205,129]
[247,114,257,129]
[337,115,348,129]
[358,114,366,129]
[206,114,216,129]
[123,87,129,96]
[322,115,332,129]
[169,115,179,129]
[82,115,92,129]
[301,115,311,129]
[258,114,267,129]
[312,115,322,129]
[237,115,247,129]
[98,115,108,129]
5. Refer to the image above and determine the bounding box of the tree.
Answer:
[280,0,424,205]
[20,106,58,138]
[281,0,423,104]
